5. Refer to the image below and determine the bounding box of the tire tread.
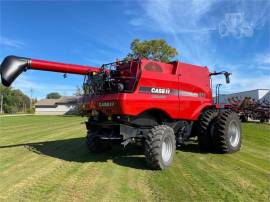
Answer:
[145,125,175,170]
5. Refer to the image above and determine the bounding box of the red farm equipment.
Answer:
[225,96,270,123]
[0,55,242,170]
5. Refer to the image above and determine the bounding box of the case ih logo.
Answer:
[151,88,171,94]
[140,86,206,97]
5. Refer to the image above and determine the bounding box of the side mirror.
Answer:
[224,72,231,84]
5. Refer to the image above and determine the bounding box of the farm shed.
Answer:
[35,96,78,115]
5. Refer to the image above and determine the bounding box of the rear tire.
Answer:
[213,110,242,153]
[197,109,218,151]
[86,129,110,153]
[145,125,176,170]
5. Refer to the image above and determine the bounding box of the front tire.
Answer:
[213,110,242,153]
[145,125,176,170]
[86,129,110,153]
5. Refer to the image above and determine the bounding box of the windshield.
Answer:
[83,60,139,95]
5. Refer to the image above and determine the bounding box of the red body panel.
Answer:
[178,62,213,120]
[80,59,214,121]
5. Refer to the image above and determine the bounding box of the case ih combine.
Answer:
[0,55,242,170]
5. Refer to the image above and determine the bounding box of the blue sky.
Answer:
[0,0,269,99]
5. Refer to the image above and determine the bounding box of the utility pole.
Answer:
[30,88,33,109]
[0,94,3,114]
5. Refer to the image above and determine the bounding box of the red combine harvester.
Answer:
[0,55,242,169]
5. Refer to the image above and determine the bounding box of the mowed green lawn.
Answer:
[0,115,269,202]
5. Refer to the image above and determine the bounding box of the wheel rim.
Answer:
[228,120,240,147]
[161,136,173,162]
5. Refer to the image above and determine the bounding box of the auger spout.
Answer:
[0,55,100,87]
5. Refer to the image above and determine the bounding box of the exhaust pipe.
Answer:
[1,55,100,87]
[1,56,30,87]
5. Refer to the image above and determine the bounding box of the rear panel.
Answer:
[178,62,213,120]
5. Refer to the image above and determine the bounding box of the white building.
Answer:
[35,96,78,115]
[218,89,270,106]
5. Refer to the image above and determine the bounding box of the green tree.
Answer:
[126,39,178,62]
[46,92,61,99]
[74,86,82,96]
[0,84,31,114]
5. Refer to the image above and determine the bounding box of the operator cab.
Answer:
[83,59,140,95]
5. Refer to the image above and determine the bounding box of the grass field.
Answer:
[0,115,269,202]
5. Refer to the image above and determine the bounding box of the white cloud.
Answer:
[224,73,270,93]
[129,18,144,27]
[137,0,216,34]
[250,53,270,71]
[255,53,270,65]
[219,13,254,38]
[0,36,25,49]
[211,72,269,96]
[211,61,270,94]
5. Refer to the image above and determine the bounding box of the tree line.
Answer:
[0,84,35,114]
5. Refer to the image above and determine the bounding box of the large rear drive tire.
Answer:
[86,130,110,153]
[213,110,242,153]
[197,109,218,151]
[145,125,176,170]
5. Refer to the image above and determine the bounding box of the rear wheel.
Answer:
[213,110,242,153]
[197,109,218,151]
[145,125,176,170]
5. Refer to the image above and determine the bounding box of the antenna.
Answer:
[30,88,34,109]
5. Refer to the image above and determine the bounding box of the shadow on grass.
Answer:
[177,143,209,154]
[0,137,208,169]
[0,137,148,170]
